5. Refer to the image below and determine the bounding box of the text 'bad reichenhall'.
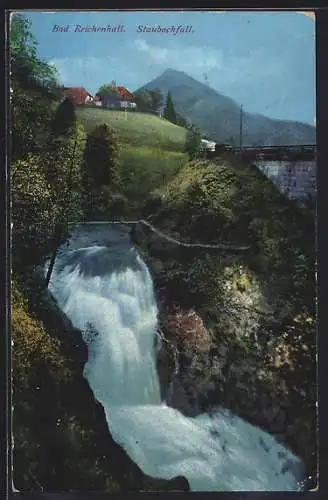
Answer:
[52,24,194,34]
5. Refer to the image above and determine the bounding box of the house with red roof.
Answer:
[95,85,137,110]
[116,86,135,102]
[115,86,137,110]
[93,94,103,107]
[62,87,94,106]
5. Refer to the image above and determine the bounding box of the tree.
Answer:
[12,97,86,275]
[11,14,60,92]
[11,14,61,161]
[44,98,86,235]
[97,81,118,97]
[50,98,76,137]
[81,124,121,216]
[134,90,153,112]
[147,89,164,113]
[12,116,86,274]
[10,14,81,273]
[184,124,201,160]
[45,120,86,222]
[163,92,177,124]
[12,154,59,271]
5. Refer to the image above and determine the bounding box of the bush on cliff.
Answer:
[81,123,121,217]
[12,278,191,492]
[139,154,316,479]
[12,280,142,491]
[151,156,314,315]
[12,154,59,272]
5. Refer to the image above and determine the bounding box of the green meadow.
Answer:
[76,107,187,151]
[76,107,189,206]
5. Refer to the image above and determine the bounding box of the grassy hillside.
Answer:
[120,146,186,205]
[76,107,188,210]
[76,107,187,151]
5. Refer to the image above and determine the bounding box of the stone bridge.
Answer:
[237,144,316,163]
[254,158,316,204]
[214,145,317,205]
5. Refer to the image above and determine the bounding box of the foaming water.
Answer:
[48,224,304,491]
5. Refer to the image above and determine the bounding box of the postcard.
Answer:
[9,8,317,493]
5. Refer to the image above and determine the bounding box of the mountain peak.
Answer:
[159,68,187,78]
[136,70,315,145]
[161,68,182,74]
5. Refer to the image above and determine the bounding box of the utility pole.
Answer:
[239,104,243,152]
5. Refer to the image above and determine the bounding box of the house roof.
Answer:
[63,87,94,101]
[116,86,135,101]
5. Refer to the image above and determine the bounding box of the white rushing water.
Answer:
[48,224,304,491]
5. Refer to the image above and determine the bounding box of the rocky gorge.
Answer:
[12,155,316,492]
[131,204,317,490]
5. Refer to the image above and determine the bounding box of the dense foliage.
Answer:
[139,155,316,482]
[81,124,123,217]
[11,14,60,161]
[148,89,164,113]
[50,97,77,137]
[97,80,118,97]
[12,280,145,491]
[134,88,164,114]
[12,95,86,272]
[134,89,154,112]
[11,15,81,272]
[12,155,59,270]
[184,124,202,159]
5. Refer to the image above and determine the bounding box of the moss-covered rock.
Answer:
[135,155,316,488]
[12,277,190,492]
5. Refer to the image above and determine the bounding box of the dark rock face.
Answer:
[155,300,220,418]
[142,474,190,492]
[16,272,192,492]
[156,335,176,402]
[133,223,316,490]
[151,283,316,489]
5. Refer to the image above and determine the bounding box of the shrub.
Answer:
[11,154,58,270]
[81,124,121,216]
[82,123,120,190]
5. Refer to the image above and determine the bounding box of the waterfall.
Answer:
[47,224,304,492]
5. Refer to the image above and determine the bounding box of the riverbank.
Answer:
[131,157,316,488]
[12,273,191,492]
[40,231,304,491]
[12,151,316,491]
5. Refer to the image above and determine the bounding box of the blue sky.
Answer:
[18,10,315,125]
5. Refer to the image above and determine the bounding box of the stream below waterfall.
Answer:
[46,223,304,491]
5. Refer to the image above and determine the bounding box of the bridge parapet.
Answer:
[237,145,316,163]
[254,157,316,204]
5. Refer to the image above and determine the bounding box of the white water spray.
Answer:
[48,225,304,491]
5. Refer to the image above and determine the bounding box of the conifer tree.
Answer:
[50,97,76,137]
[164,92,177,124]
[81,124,120,216]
